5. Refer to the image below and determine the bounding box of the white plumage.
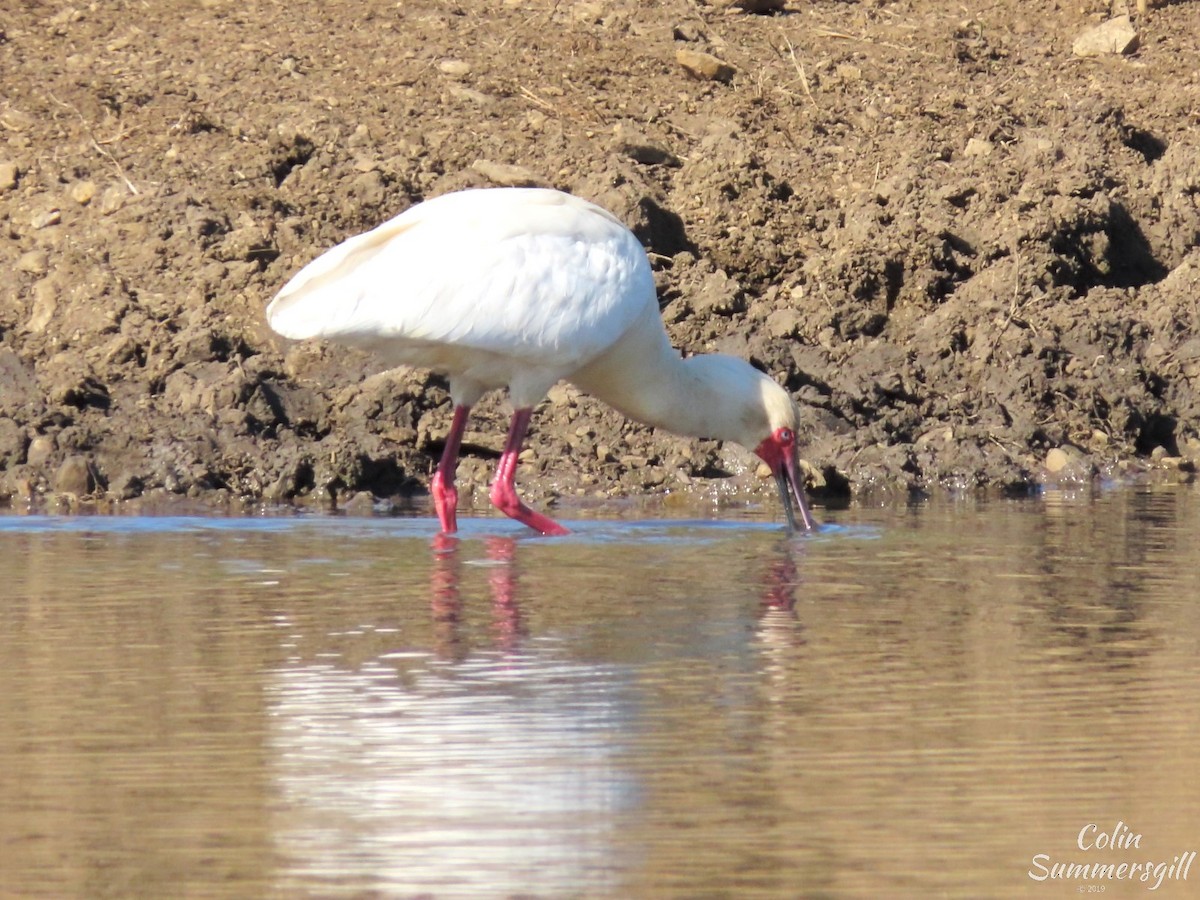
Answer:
[268,187,816,536]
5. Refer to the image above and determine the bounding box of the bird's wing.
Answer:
[266,189,655,371]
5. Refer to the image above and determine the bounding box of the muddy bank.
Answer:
[1,0,1198,516]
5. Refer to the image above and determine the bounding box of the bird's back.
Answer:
[267,189,656,386]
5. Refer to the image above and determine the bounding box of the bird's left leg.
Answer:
[431,404,471,534]
[489,407,569,536]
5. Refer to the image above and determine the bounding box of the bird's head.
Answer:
[749,376,818,534]
[687,357,818,534]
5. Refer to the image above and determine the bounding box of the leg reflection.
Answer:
[430,532,466,659]
[428,532,524,655]
[485,536,524,651]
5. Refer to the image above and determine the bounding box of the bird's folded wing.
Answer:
[267,193,654,370]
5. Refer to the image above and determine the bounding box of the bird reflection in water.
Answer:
[429,526,808,656]
[269,526,811,895]
[430,532,524,657]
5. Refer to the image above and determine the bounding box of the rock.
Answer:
[766,308,804,339]
[692,268,745,316]
[107,471,144,500]
[469,159,548,187]
[98,183,127,215]
[1044,447,1072,473]
[246,380,322,429]
[163,362,244,415]
[50,374,111,410]
[1072,16,1139,58]
[26,434,55,468]
[16,250,49,276]
[26,279,59,333]
[964,137,993,157]
[0,161,17,192]
[214,218,273,263]
[448,85,492,107]
[710,0,786,12]
[55,455,96,496]
[69,180,97,205]
[340,490,377,513]
[1043,446,1093,483]
[676,48,735,83]
[437,58,471,78]
[31,208,62,229]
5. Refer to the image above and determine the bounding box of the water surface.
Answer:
[2,488,1199,898]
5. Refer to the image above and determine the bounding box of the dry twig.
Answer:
[47,92,139,195]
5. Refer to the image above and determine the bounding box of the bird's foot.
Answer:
[431,470,458,534]
[489,480,569,536]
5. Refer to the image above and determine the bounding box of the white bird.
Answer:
[267,187,817,536]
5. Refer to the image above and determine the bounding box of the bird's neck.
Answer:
[568,305,745,442]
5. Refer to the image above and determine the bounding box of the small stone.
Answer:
[346,123,372,147]
[545,384,571,405]
[0,161,17,192]
[16,250,49,276]
[964,137,993,157]
[1045,446,1090,475]
[48,7,84,28]
[437,58,471,78]
[98,184,127,215]
[32,208,62,229]
[70,180,97,205]
[106,31,137,52]
[710,0,786,11]
[26,279,59,333]
[107,471,144,501]
[448,85,492,107]
[692,268,744,316]
[676,48,735,83]
[469,159,548,187]
[1072,15,1139,58]
[1044,448,1070,473]
[26,434,54,468]
[55,455,96,496]
[766,308,804,339]
[339,491,377,513]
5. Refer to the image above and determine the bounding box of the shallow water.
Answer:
[2,488,1199,899]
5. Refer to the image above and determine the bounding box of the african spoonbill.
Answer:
[267,188,817,536]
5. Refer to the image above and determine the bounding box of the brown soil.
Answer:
[2,0,1198,517]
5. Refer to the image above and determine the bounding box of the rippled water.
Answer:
[2,488,1199,898]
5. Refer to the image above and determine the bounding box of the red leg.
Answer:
[489,407,569,536]
[431,405,470,534]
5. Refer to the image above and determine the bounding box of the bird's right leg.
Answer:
[431,404,471,534]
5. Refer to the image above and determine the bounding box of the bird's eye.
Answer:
[778,428,794,443]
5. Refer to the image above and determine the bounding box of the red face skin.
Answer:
[754,426,818,533]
